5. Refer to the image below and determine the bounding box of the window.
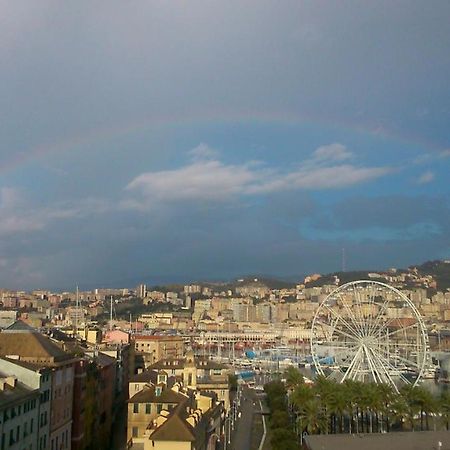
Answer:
[156,404,162,414]
[56,370,62,386]
[133,403,139,414]
[145,404,151,414]
[132,427,138,438]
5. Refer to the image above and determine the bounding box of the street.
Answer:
[225,386,265,450]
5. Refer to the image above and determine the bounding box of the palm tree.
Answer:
[390,393,408,431]
[298,398,327,435]
[284,366,304,390]
[400,385,421,431]
[342,380,360,433]
[327,384,348,433]
[313,375,334,433]
[290,382,314,438]
[439,390,450,431]
[376,383,395,432]
[413,386,437,431]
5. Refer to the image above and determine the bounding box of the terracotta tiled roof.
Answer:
[128,386,188,405]
[0,332,74,364]
[150,413,195,442]
[130,371,157,383]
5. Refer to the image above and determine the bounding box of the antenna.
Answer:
[342,247,346,272]
[75,285,79,337]
[110,295,113,331]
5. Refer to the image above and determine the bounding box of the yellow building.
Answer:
[147,350,230,410]
[128,390,223,450]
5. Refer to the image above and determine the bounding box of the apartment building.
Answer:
[134,335,185,370]
[0,321,77,450]
[0,358,51,450]
[0,375,40,450]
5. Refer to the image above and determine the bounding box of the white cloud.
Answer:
[417,170,435,184]
[311,143,353,162]
[126,160,258,203]
[124,143,391,209]
[188,143,219,161]
[247,165,390,194]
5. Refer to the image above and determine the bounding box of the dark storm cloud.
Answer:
[0,1,449,288]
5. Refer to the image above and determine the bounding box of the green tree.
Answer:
[284,366,304,390]
[439,390,450,430]
[298,399,327,435]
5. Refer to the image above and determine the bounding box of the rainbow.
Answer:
[1,110,443,175]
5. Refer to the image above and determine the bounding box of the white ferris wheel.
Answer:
[310,280,429,392]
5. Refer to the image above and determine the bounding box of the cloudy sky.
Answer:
[1,1,449,289]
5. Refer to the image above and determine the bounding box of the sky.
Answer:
[0,1,449,290]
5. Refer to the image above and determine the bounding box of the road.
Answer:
[227,386,265,450]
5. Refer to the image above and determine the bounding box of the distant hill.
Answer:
[413,260,450,291]
[305,271,384,288]
[231,276,297,290]
[304,259,450,292]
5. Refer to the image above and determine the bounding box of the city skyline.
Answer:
[1,1,449,289]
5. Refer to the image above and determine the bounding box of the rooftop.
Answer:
[305,431,450,450]
[128,385,188,405]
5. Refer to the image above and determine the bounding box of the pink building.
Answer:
[104,329,130,344]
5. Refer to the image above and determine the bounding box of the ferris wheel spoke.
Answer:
[367,282,381,335]
[342,346,363,382]
[336,291,366,337]
[322,303,362,338]
[368,290,403,336]
[374,347,422,369]
[362,345,378,383]
[367,297,392,336]
[370,350,413,384]
[368,347,399,390]
[351,284,368,336]
[315,319,360,342]
[358,285,372,336]
[383,322,420,338]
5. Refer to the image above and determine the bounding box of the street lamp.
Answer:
[224,416,232,450]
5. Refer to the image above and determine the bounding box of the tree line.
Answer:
[264,367,450,448]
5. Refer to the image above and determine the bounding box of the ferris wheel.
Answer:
[310,280,429,391]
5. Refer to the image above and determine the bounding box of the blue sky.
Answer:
[0,1,449,289]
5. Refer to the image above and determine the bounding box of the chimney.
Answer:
[6,376,17,388]
[0,376,17,390]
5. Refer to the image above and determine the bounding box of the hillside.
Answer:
[413,260,450,291]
